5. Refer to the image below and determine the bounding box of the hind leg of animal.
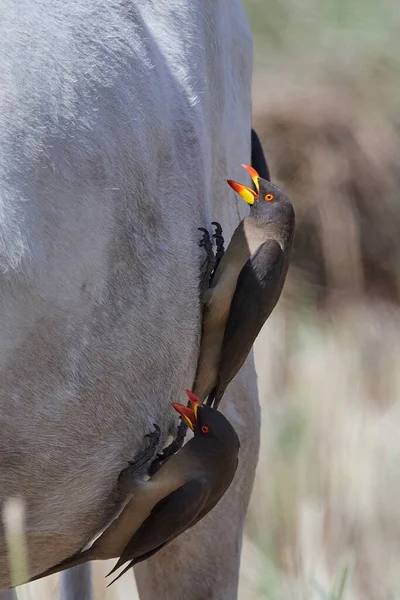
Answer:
[60,564,93,600]
[134,367,260,600]
[0,589,17,600]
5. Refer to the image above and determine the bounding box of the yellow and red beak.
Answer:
[171,390,200,431]
[227,164,260,205]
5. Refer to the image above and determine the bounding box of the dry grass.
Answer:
[242,301,400,599]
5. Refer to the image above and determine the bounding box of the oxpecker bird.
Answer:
[194,165,295,409]
[29,392,240,585]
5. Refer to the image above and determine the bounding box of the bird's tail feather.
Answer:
[107,561,134,587]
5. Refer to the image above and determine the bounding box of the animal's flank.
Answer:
[0,0,255,595]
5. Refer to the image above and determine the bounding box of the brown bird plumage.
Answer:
[194,165,295,409]
[28,392,240,585]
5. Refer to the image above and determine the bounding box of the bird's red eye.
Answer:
[265,193,274,201]
[201,425,209,434]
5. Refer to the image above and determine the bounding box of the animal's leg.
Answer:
[147,420,188,476]
[60,564,93,600]
[0,590,17,600]
[198,228,216,293]
[211,222,225,269]
[134,366,260,600]
[118,425,161,490]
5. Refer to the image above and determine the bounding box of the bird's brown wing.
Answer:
[209,239,286,408]
[107,477,210,584]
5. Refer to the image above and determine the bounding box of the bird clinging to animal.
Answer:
[28,392,240,585]
[194,164,295,409]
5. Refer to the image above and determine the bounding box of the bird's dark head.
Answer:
[171,391,240,452]
[227,164,294,226]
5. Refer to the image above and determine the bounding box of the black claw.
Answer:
[211,221,223,236]
[198,226,216,293]
[198,227,210,235]
[145,423,160,439]
[119,424,161,479]
[211,221,225,269]
[148,420,188,476]
[198,227,213,252]
[198,228,210,238]
[162,419,188,457]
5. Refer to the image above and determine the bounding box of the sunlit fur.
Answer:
[0,1,259,598]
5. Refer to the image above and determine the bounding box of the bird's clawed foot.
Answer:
[198,227,216,293]
[118,424,161,484]
[212,221,225,270]
[198,223,224,292]
[148,420,188,476]
[198,227,215,263]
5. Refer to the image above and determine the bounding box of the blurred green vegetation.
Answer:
[243,0,400,72]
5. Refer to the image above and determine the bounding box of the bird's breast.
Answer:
[207,264,242,321]
[91,470,185,558]
[207,221,265,318]
[243,219,275,254]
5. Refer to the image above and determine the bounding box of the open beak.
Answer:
[227,164,260,205]
[171,391,200,431]
[242,164,260,194]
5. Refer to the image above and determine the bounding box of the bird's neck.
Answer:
[189,436,236,472]
[243,217,292,254]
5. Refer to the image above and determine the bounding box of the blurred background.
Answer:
[244,0,400,598]
[17,1,400,598]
